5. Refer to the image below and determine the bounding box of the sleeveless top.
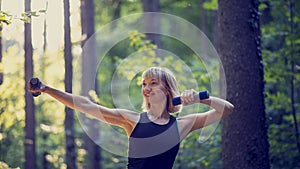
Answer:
[127,112,180,169]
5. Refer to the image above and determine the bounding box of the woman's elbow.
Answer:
[224,102,234,116]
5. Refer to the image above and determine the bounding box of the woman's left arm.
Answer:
[178,90,234,136]
[199,96,234,119]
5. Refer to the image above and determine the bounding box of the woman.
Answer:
[28,67,234,169]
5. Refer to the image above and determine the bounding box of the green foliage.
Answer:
[160,0,202,29]
[175,128,221,168]
[0,11,12,25]
[0,9,46,25]
[94,0,142,29]
[0,41,68,168]
[260,0,300,168]
[171,0,216,45]
[0,161,20,169]
[0,46,25,168]
[202,0,218,10]
[128,30,157,52]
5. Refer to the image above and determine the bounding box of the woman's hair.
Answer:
[141,67,182,113]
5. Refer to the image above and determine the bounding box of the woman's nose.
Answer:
[144,84,151,91]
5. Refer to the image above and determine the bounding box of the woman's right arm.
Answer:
[29,82,139,134]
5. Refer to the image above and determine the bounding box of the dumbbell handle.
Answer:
[30,77,41,97]
[172,90,209,106]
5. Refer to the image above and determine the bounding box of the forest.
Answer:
[0,0,299,169]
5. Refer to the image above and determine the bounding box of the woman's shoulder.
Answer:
[119,109,140,120]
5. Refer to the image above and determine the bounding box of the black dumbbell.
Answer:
[30,77,42,97]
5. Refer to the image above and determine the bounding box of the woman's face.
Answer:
[142,77,168,105]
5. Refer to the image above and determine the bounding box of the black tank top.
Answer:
[128,112,180,169]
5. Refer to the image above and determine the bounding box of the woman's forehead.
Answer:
[142,76,159,81]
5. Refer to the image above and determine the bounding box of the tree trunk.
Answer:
[111,0,121,30]
[218,0,270,168]
[199,0,208,36]
[0,0,3,85]
[41,4,48,168]
[288,0,300,157]
[142,0,161,49]
[63,0,77,168]
[80,0,101,168]
[212,10,218,48]
[24,0,36,168]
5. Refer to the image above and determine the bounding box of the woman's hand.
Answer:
[27,79,47,94]
[180,89,198,106]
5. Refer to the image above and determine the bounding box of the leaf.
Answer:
[0,13,12,25]
[259,3,268,11]
[38,9,47,13]
[202,0,218,10]
[30,12,40,17]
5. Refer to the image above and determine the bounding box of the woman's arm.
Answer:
[28,81,139,135]
[178,89,234,139]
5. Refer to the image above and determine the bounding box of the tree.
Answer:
[218,0,270,168]
[199,0,208,37]
[80,0,101,168]
[63,0,77,168]
[288,0,300,157]
[142,0,161,49]
[0,0,3,85]
[24,0,36,168]
[259,0,300,167]
[111,0,121,30]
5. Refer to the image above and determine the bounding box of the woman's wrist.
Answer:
[42,84,50,93]
[199,97,211,105]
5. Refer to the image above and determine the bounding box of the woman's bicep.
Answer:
[76,100,127,125]
[190,109,224,132]
[179,110,223,135]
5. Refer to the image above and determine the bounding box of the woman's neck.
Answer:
[147,103,170,120]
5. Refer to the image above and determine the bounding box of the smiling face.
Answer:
[142,77,168,105]
[141,67,182,113]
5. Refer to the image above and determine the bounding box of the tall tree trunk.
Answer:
[199,0,208,37]
[212,10,218,48]
[289,0,300,157]
[0,0,3,85]
[80,0,101,168]
[24,0,36,168]
[63,0,77,168]
[41,3,48,168]
[110,0,121,30]
[142,0,161,49]
[41,2,47,80]
[218,0,270,168]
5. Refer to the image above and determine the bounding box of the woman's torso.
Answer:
[127,112,180,169]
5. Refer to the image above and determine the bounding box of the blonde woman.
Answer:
[28,67,234,169]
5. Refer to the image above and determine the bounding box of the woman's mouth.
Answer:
[144,92,154,97]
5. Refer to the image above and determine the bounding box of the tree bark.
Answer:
[80,0,101,168]
[142,0,161,49]
[0,0,3,85]
[24,0,36,168]
[63,0,77,168]
[218,0,270,168]
[212,10,218,48]
[41,4,48,168]
[199,0,208,37]
[288,0,300,157]
[110,0,121,30]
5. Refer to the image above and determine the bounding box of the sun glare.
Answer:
[2,0,80,52]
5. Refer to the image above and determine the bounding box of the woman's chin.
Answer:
[149,96,166,105]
